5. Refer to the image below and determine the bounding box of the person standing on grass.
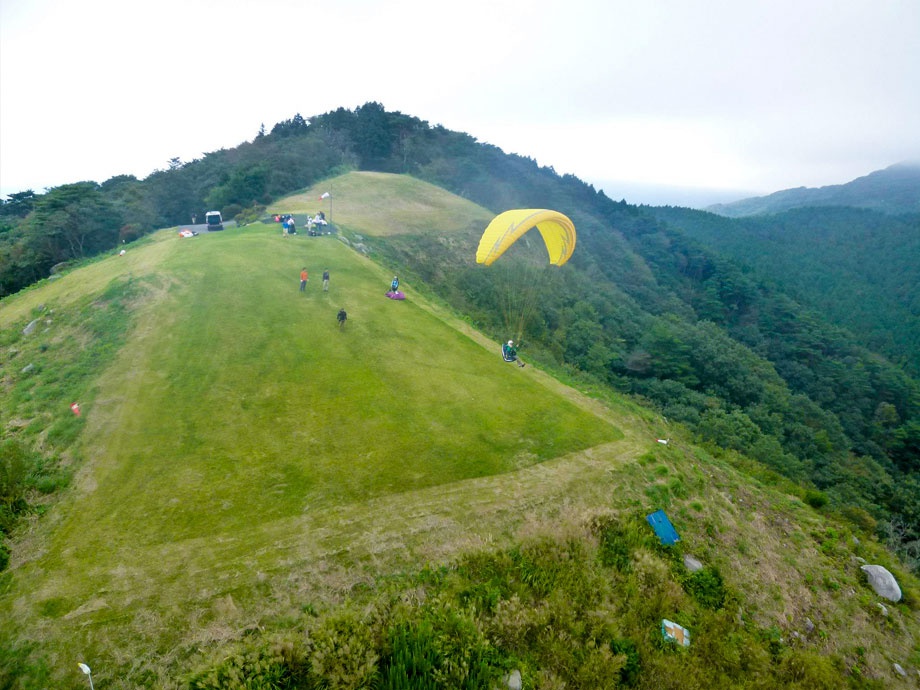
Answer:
[322,268,330,292]
[300,267,308,292]
[337,308,347,329]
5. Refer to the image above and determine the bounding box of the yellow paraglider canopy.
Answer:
[475,209,576,267]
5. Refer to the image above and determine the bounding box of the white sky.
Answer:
[2,0,919,205]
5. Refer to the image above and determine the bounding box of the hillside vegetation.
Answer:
[1,173,918,688]
[651,205,920,375]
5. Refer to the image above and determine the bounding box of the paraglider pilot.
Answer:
[502,340,525,368]
[390,276,399,293]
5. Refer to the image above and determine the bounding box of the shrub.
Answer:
[775,648,843,689]
[804,489,829,509]
[572,644,625,690]
[380,608,498,690]
[420,600,498,688]
[222,203,244,220]
[235,204,266,226]
[609,638,641,686]
[510,537,593,600]
[118,223,145,243]
[0,440,30,511]
[840,505,877,532]
[307,611,380,688]
[185,642,303,690]
[593,514,650,571]
[684,566,727,610]
[380,622,439,690]
[484,595,549,651]
[597,522,632,571]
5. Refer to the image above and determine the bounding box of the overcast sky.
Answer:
[2,0,919,206]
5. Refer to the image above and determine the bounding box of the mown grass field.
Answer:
[275,171,495,236]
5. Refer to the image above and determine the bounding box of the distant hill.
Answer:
[592,179,758,208]
[707,162,920,217]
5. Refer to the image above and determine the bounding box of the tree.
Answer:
[146,167,201,226]
[0,190,37,218]
[23,183,122,264]
[354,101,393,169]
[206,164,271,210]
[637,320,699,387]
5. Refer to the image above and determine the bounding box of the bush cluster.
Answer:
[183,513,860,689]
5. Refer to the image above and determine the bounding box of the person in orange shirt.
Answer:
[300,268,308,292]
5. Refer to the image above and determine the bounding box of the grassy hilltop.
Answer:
[1,173,918,688]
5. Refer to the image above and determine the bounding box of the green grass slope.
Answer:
[1,174,918,688]
[274,170,495,236]
[0,179,623,685]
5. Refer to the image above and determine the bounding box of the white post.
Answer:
[78,663,95,690]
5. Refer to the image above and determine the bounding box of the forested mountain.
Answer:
[652,205,920,376]
[2,103,919,567]
[706,161,920,217]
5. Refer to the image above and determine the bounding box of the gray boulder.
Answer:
[23,319,39,335]
[683,555,704,572]
[504,669,522,690]
[860,564,902,602]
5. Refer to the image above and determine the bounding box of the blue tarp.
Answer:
[646,509,680,545]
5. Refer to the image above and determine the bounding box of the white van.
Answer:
[205,211,223,231]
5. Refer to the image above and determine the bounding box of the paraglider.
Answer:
[475,209,577,347]
[501,340,525,368]
[476,209,576,267]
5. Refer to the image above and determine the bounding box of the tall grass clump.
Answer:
[185,641,305,690]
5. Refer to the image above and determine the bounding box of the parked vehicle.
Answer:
[205,211,224,231]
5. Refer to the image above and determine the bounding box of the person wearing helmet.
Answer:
[502,339,525,367]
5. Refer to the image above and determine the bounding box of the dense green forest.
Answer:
[2,102,919,571]
[651,205,920,376]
